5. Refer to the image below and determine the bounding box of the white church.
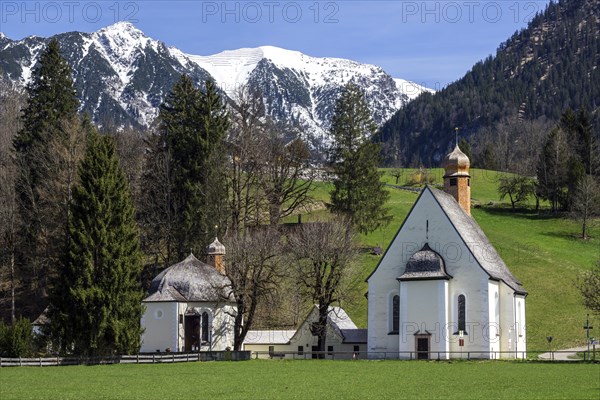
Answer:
[366,145,527,359]
[139,145,526,359]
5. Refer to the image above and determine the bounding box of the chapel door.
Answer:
[416,335,430,360]
[184,315,200,352]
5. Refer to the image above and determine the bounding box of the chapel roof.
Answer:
[398,243,452,281]
[207,237,226,255]
[143,253,233,302]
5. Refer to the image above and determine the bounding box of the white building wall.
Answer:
[140,302,179,353]
[487,281,501,357]
[515,295,527,358]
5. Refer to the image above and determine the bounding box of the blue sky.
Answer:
[1,0,551,87]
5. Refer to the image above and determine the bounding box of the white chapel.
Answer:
[140,238,236,353]
[366,145,527,359]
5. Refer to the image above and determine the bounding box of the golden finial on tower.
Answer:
[455,127,459,147]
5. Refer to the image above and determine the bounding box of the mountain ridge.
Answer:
[0,21,433,148]
[374,0,599,166]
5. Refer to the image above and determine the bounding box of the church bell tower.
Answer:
[442,144,471,216]
[207,237,226,274]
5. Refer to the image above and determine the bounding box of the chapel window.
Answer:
[391,295,400,333]
[201,312,210,342]
[458,294,467,334]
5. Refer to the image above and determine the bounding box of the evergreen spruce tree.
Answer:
[153,76,229,259]
[49,130,143,355]
[13,38,80,296]
[329,83,391,234]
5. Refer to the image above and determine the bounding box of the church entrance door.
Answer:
[416,335,430,360]
[184,315,200,352]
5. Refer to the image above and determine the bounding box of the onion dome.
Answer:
[398,244,452,281]
[442,144,470,170]
[207,237,226,255]
[144,253,232,302]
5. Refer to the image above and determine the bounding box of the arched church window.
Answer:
[391,295,400,333]
[201,312,210,342]
[458,294,466,333]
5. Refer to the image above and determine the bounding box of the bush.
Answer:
[0,317,33,357]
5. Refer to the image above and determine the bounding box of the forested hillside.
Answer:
[375,0,600,166]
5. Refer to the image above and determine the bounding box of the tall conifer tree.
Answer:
[150,76,229,260]
[49,130,143,355]
[329,83,391,234]
[14,38,80,296]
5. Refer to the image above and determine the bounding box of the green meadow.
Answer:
[296,168,600,351]
[1,360,598,399]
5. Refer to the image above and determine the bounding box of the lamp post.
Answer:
[546,336,553,361]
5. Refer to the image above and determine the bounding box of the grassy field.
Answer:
[1,360,598,399]
[297,168,599,351]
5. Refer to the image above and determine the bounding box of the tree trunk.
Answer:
[317,306,328,359]
[10,249,15,324]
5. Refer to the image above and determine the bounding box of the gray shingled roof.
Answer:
[144,254,233,302]
[398,243,452,281]
[340,329,368,343]
[428,186,527,294]
[326,307,367,344]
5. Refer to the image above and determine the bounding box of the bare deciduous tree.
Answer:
[261,124,314,226]
[138,133,182,268]
[226,86,266,232]
[222,229,283,350]
[570,175,600,240]
[287,219,359,357]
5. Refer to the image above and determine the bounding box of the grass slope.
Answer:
[1,360,598,400]
[304,169,599,351]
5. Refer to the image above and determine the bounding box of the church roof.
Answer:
[207,237,226,255]
[398,243,452,281]
[428,187,527,294]
[366,186,526,295]
[143,253,233,302]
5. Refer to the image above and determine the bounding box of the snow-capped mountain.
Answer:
[0,22,433,147]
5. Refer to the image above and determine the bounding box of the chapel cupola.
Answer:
[207,237,226,274]
[442,144,471,216]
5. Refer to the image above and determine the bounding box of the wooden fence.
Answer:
[0,351,251,367]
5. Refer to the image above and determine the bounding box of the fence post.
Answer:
[172,353,175,363]
[19,357,22,366]
[40,357,42,367]
[152,354,155,364]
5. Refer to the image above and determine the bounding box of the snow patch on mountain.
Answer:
[394,78,434,100]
